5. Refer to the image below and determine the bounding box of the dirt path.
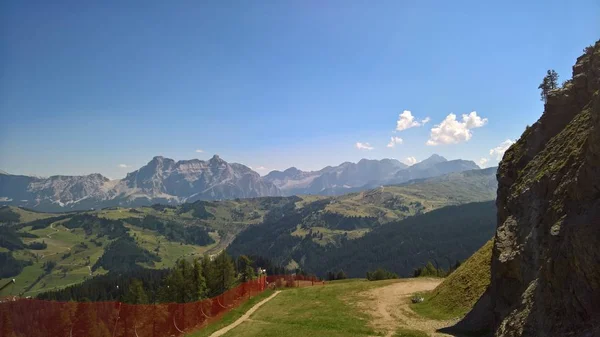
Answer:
[357,278,457,337]
[208,291,281,337]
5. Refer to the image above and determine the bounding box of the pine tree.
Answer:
[123,279,148,304]
[159,259,198,303]
[201,254,218,297]
[237,255,256,282]
[192,258,207,299]
[538,69,559,103]
[212,252,236,295]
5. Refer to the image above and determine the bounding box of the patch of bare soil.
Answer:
[356,278,458,337]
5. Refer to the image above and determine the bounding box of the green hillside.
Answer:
[228,201,497,277]
[0,168,496,297]
[411,239,493,319]
[325,167,497,222]
[0,207,221,297]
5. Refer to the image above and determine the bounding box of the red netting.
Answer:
[0,275,322,337]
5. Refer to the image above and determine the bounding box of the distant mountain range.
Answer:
[264,154,481,195]
[0,154,481,211]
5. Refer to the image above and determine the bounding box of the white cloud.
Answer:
[355,142,374,150]
[118,164,130,168]
[255,166,267,170]
[403,156,418,166]
[195,149,204,153]
[426,111,488,146]
[396,110,429,131]
[386,136,403,148]
[489,139,515,160]
[478,158,489,167]
[421,117,431,124]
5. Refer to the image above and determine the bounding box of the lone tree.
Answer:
[538,69,559,103]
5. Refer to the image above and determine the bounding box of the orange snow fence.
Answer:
[0,275,321,337]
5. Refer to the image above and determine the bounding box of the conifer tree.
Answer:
[212,252,236,295]
[192,258,207,299]
[237,255,256,282]
[538,69,559,103]
[123,279,148,304]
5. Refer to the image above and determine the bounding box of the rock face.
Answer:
[118,155,280,202]
[459,41,600,336]
[0,155,281,211]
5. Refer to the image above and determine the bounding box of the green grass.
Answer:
[291,225,370,246]
[128,226,215,268]
[200,279,397,337]
[411,240,493,320]
[325,173,496,223]
[6,207,58,223]
[4,209,223,297]
[393,327,429,337]
[186,290,275,337]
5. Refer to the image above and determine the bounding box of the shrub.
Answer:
[27,241,47,250]
[366,268,398,281]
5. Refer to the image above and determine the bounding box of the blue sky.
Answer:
[1,1,598,178]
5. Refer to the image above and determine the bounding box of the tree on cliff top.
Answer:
[538,69,559,103]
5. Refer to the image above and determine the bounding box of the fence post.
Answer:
[112,302,122,337]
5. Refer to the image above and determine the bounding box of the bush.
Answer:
[43,261,57,273]
[327,270,348,281]
[28,241,48,250]
[366,268,398,281]
[413,261,446,277]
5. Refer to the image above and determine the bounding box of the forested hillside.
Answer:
[228,201,496,277]
[0,167,496,296]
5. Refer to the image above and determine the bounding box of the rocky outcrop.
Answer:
[458,40,600,336]
[119,155,280,201]
[0,155,281,211]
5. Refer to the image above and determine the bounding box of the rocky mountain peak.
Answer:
[423,154,447,163]
[283,167,302,174]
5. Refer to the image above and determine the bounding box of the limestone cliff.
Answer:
[459,40,600,336]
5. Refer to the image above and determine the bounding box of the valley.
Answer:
[0,167,496,297]
[2,3,598,336]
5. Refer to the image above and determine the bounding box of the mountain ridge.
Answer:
[264,154,481,196]
[1,154,483,211]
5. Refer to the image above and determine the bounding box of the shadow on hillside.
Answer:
[436,326,491,337]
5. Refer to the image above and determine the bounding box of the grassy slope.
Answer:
[185,290,275,337]
[190,279,398,337]
[411,240,493,320]
[0,207,218,297]
[326,170,496,223]
[2,169,495,297]
[7,207,59,223]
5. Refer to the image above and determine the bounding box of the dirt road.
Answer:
[357,278,457,337]
[208,291,281,337]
